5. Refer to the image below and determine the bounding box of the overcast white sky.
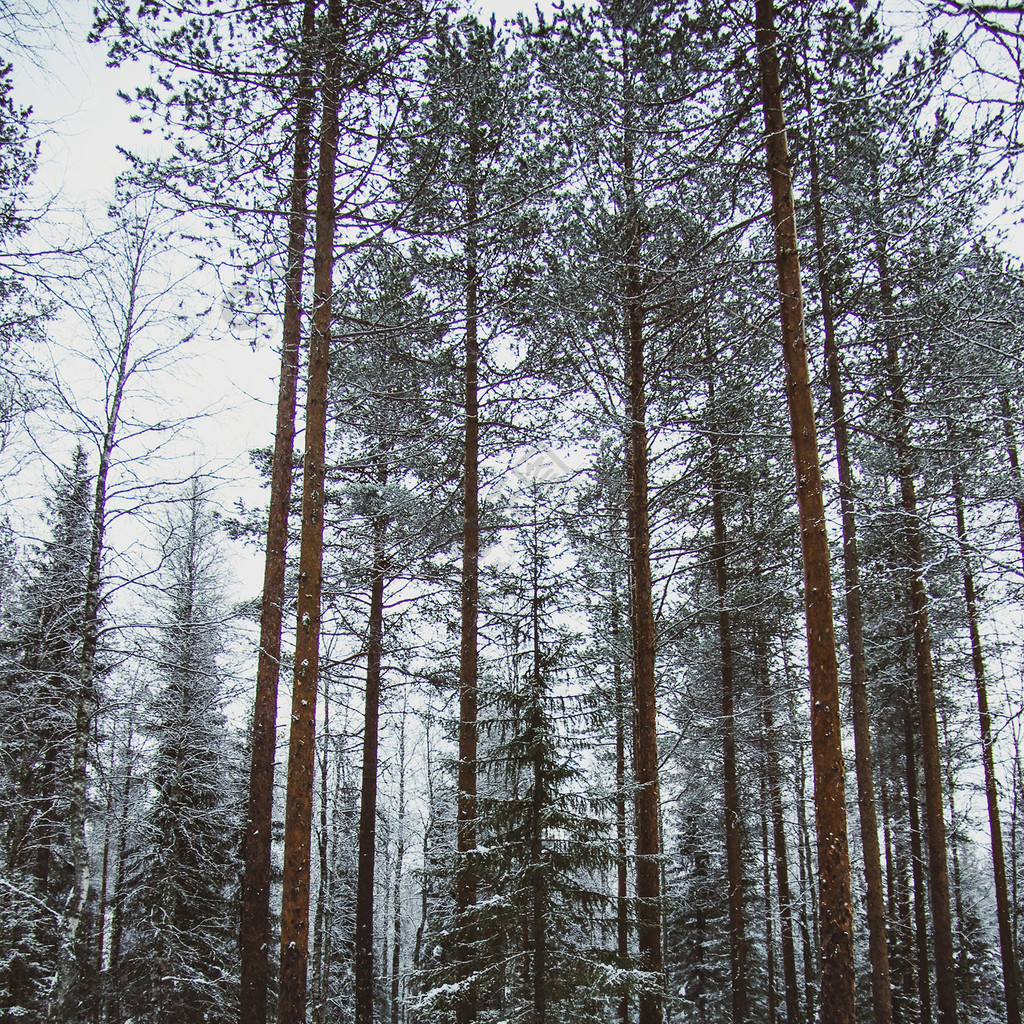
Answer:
[3,0,546,598]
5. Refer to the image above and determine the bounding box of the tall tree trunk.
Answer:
[877,227,958,1024]
[761,771,778,1024]
[753,1,855,1018]
[880,774,909,1024]
[802,59,893,1024]
[903,704,933,1024]
[939,709,966,967]
[952,473,1022,1024]
[94,722,118,1024]
[321,751,344,1020]
[785,658,817,1024]
[612,587,630,1024]
[240,2,315,1019]
[311,678,330,1024]
[51,222,142,1021]
[456,117,482,1024]
[1000,394,1024,576]
[530,559,547,1024]
[355,504,388,1024]
[105,716,134,1024]
[622,75,662,1024]
[758,632,800,1024]
[277,1,341,1016]
[391,707,407,1024]
[414,717,435,973]
[706,366,748,1023]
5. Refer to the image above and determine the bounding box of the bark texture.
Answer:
[355,510,387,1024]
[239,4,315,1018]
[758,634,799,1024]
[456,125,481,1024]
[707,375,748,1023]
[877,231,958,1024]
[753,1,855,1019]
[802,62,893,1024]
[902,704,933,1024]
[953,474,1022,1024]
[277,2,340,1016]
[624,136,663,1024]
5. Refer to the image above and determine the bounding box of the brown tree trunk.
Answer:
[802,62,894,1024]
[414,718,435,973]
[758,632,800,1024]
[877,230,957,1024]
[612,588,630,1024]
[706,372,748,1023]
[761,771,778,1024]
[903,705,934,1024]
[355,505,388,1024]
[456,123,482,1024]
[880,774,910,1024]
[277,0,341,1015]
[391,707,407,1024]
[239,3,315,1020]
[1000,394,1024,576]
[311,679,330,1024]
[952,473,1022,1024]
[785,668,817,1024]
[753,1,855,1018]
[619,60,662,1023]
[530,559,547,1024]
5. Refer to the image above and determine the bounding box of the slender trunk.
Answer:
[940,709,965,964]
[877,225,957,1024]
[33,741,57,893]
[1011,733,1024,959]
[1000,394,1024,576]
[622,85,662,1024]
[277,2,340,1016]
[391,710,407,1024]
[803,62,893,1024]
[51,232,142,1022]
[903,705,933,1024]
[321,751,343,1019]
[794,735,817,1024]
[240,4,315,1020]
[952,474,1022,1024]
[355,505,388,1024]
[707,371,748,1022]
[456,123,481,1024]
[414,720,434,972]
[758,634,799,1024]
[106,716,134,1024]
[311,681,330,1024]
[753,2,855,1017]
[880,774,907,1024]
[94,724,118,1024]
[530,561,546,1024]
[783,652,817,1024]
[613,588,630,1024]
[762,770,778,1024]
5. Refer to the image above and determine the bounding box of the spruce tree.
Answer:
[117,480,242,1024]
[0,448,90,1019]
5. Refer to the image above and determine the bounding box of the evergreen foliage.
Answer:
[1,1,1024,1022]
[116,481,242,1024]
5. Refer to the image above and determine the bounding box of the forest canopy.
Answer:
[1,0,1023,1023]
